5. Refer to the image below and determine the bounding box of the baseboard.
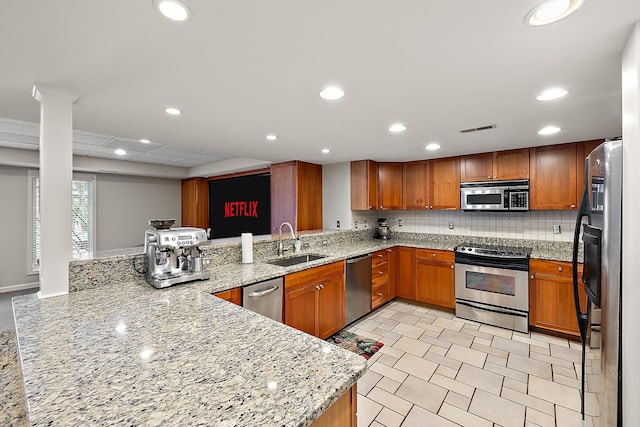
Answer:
[0,282,39,294]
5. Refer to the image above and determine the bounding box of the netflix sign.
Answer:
[209,173,271,239]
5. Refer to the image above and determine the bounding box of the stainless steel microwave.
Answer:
[460,180,529,211]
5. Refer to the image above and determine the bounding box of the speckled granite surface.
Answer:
[13,283,366,426]
[0,331,27,427]
[68,230,580,293]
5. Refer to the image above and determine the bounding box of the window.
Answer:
[28,171,96,274]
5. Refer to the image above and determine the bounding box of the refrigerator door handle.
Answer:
[572,157,592,420]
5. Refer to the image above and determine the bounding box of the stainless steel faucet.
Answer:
[278,222,296,256]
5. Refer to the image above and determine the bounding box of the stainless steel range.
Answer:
[454,243,532,333]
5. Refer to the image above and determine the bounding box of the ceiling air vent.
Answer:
[459,124,496,134]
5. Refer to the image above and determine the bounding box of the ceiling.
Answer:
[1,1,639,169]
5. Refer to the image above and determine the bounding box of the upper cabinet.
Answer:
[459,149,529,182]
[529,143,578,210]
[271,161,322,232]
[378,162,403,210]
[403,160,429,209]
[350,160,378,210]
[429,156,460,210]
[181,177,209,229]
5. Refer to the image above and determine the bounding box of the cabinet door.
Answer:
[213,288,241,305]
[403,161,429,209]
[429,157,460,209]
[415,260,455,308]
[284,284,317,337]
[529,144,578,210]
[387,248,397,300]
[459,153,493,182]
[529,272,586,336]
[271,161,297,233]
[350,160,378,210]
[395,247,415,299]
[296,161,323,231]
[493,148,529,180]
[181,177,209,229]
[318,275,346,339]
[378,162,403,210]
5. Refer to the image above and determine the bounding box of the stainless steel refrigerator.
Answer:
[572,139,622,426]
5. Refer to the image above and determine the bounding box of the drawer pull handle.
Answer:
[378,254,383,258]
[558,267,563,272]
[379,271,384,275]
[377,292,383,297]
[531,274,535,279]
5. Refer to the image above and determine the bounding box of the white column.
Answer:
[32,84,78,298]
[621,21,640,425]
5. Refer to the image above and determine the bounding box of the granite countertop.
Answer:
[13,282,366,426]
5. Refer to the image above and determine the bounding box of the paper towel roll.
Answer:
[241,233,253,264]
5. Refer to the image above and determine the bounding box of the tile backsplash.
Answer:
[352,210,578,242]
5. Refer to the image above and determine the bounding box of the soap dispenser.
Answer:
[294,237,302,253]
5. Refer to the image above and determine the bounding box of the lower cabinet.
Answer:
[310,385,357,427]
[529,259,587,337]
[371,248,394,309]
[213,288,242,305]
[284,261,345,339]
[395,247,416,299]
[414,249,455,308]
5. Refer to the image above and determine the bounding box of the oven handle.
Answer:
[456,299,528,317]
[454,256,529,271]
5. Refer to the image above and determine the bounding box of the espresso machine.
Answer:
[144,220,210,288]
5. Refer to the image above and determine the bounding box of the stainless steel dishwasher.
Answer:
[242,277,283,322]
[345,254,372,325]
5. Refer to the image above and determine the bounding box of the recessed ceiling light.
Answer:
[389,123,407,133]
[139,139,151,144]
[266,134,277,141]
[538,125,561,135]
[153,0,192,22]
[536,87,568,101]
[525,0,583,26]
[321,148,331,154]
[425,143,441,151]
[114,149,127,156]
[319,86,344,101]
[165,107,182,116]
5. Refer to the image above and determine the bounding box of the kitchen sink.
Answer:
[267,254,327,267]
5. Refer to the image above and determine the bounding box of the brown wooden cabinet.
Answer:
[429,156,460,210]
[371,248,395,309]
[350,160,379,210]
[529,143,578,210]
[213,288,242,305]
[414,249,455,308]
[271,161,322,233]
[284,261,345,339]
[529,259,587,337]
[377,162,403,210]
[181,177,209,229]
[395,246,416,299]
[403,160,429,209]
[310,385,357,427]
[460,149,529,182]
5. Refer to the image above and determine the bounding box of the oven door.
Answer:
[455,263,529,312]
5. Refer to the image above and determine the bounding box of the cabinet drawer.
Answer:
[371,250,388,267]
[213,288,241,305]
[415,248,454,263]
[371,282,388,309]
[285,261,344,293]
[371,263,388,286]
[529,259,574,277]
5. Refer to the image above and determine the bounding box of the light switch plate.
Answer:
[354,220,358,229]
[449,222,454,229]
[398,219,403,227]
[553,224,561,234]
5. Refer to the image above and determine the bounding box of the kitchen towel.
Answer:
[241,233,253,264]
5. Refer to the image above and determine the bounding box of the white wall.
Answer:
[322,163,352,230]
[0,166,182,291]
[0,165,38,291]
[96,174,181,250]
[621,21,640,425]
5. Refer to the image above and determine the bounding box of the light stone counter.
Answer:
[12,282,366,426]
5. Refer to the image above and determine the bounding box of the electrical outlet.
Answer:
[336,220,340,229]
[553,224,561,234]
[354,220,358,229]
[398,219,403,227]
[364,220,368,229]
[449,221,454,229]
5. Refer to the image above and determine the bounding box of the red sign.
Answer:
[224,201,259,218]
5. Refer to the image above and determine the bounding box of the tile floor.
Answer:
[349,300,601,427]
